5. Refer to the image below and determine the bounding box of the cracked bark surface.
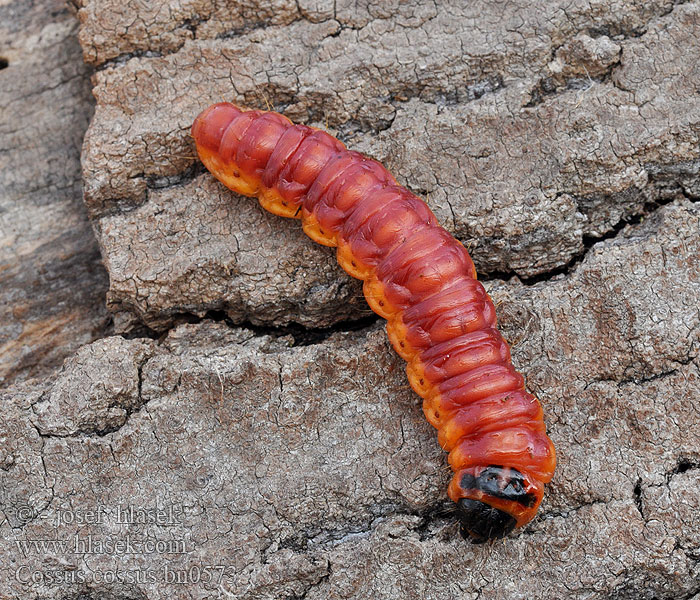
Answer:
[0,0,110,385]
[3,200,700,599]
[78,0,700,330]
[2,1,700,599]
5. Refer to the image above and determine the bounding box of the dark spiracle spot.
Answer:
[0,57,9,70]
[456,498,517,543]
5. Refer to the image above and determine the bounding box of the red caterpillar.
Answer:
[191,103,556,542]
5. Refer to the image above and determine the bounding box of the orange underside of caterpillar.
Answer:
[192,102,556,542]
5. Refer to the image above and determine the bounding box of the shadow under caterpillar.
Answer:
[191,102,556,543]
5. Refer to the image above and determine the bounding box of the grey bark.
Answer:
[0,0,110,385]
[78,0,700,330]
[1,1,699,599]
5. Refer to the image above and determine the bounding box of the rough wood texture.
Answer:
[78,0,700,330]
[1,1,699,599]
[0,0,110,385]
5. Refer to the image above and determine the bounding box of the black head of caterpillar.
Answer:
[455,466,539,543]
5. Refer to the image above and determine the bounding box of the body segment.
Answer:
[192,102,556,541]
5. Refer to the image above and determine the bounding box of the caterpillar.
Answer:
[191,102,556,542]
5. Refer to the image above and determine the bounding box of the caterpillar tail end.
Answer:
[448,465,545,543]
[191,102,241,151]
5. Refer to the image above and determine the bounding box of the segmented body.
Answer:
[192,103,556,542]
